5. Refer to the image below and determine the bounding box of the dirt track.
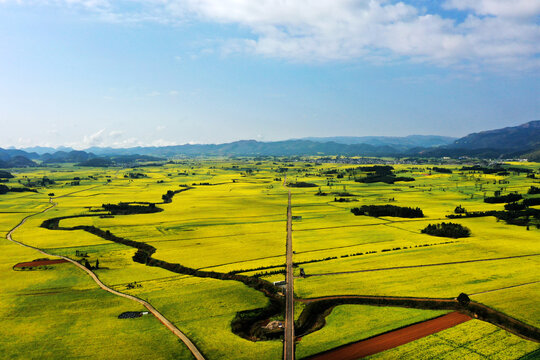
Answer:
[305,312,471,360]
[5,190,206,360]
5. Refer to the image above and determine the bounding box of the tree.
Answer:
[457,293,470,306]
[454,205,466,214]
[84,259,92,269]
[95,259,99,269]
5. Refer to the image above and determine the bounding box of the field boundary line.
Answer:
[4,199,206,360]
[306,253,540,277]
[470,281,540,296]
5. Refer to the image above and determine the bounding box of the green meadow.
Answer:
[1,159,539,359]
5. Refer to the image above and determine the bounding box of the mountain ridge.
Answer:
[1,121,539,166]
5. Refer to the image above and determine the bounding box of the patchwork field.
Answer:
[1,159,539,359]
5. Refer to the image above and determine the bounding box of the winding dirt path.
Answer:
[305,312,471,360]
[5,195,206,360]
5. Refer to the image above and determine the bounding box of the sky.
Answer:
[0,0,539,149]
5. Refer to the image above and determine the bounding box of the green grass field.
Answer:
[1,159,539,359]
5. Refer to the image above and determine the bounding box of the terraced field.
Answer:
[1,159,539,359]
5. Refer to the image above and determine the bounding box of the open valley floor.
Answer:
[1,158,539,359]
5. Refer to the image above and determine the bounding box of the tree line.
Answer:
[351,205,424,218]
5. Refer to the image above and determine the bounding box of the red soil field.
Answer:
[14,259,68,268]
[306,311,471,360]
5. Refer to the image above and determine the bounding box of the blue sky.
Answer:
[1,0,539,149]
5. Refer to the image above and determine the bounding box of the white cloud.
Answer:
[109,130,123,137]
[181,0,540,70]
[5,0,540,71]
[150,138,177,146]
[81,128,105,147]
[443,0,540,18]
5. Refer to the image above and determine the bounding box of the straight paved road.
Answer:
[284,180,295,360]
[283,190,294,360]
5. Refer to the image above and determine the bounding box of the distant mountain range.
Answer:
[418,120,540,160]
[1,121,539,167]
[298,135,456,150]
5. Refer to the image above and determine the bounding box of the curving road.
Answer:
[5,195,205,360]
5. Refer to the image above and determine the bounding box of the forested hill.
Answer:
[451,121,540,151]
[419,121,540,161]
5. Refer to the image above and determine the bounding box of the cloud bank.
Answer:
[7,0,540,71]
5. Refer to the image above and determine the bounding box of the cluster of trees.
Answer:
[528,186,540,195]
[421,222,471,238]
[505,202,527,211]
[229,264,285,275]
[161,186,192,203]
[523,197,540,207]
[19,176,54,187]
[494,208,540,227]
[355,174,414,184]
[447,210,499,219]
[334,197,357,202]
[102,203,162,215]
[454,205,467,214]
[357,165,394,174]
[125,172,147,179]
[288,181,318,187]
[0,170,14,179]
[75,250,88,257]
[461,165,533,175]
[126,281,142,289]
[0,184,37,194]
[83,258,100,270]
[252,269,286,278]
[461,165,501,174]
[484,193,522,203]
[447,208,539,228]
[431,167,453,174]
[351,205,424,218]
